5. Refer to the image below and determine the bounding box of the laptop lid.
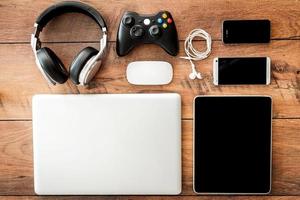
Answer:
[32,93,181,195]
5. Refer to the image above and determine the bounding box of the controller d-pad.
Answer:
[123,16,135,27]
[149,25,161,38]
[130,25,145,38]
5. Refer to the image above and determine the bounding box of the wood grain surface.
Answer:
[0,0,299,199]
[0,0,299,42]
[0,197,299,200]
[0,197,300,200]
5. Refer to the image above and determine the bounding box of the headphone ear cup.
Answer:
[70,47,98,85]
[36,47,69,84]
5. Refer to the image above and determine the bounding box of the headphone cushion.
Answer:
[70,47,98,84]
[37,47,68,84]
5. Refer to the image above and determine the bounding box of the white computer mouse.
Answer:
[126,61,173,85]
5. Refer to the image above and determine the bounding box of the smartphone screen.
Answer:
[194,96,272,194]
[214,57,270,85]
[222,20,270,43]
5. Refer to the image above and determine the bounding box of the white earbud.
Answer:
[189,72,196,80]
[189,65,202,80]
[188,60,202,80]
[189,72,202,80]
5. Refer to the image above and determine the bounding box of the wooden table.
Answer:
[0,0,299,199]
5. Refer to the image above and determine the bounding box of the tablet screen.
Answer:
[194,96,272,194]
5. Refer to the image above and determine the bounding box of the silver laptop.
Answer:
[32,93,181,195]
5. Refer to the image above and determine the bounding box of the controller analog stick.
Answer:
[149,25,161,38]
[130,25,145,38]
[123,16,135,27]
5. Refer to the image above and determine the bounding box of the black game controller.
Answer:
[116,11,179,56]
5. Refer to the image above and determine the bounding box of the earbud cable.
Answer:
[181,28,212,79]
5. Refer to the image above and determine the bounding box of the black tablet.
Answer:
[193,96,272,194]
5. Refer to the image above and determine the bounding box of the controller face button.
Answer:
[162,13,168,19]
[143,18,151,25]
[123,16,135,27]
[157,18,163,24]
[130,25,145,38]
[162,23,168,29]
[167,18,172,24]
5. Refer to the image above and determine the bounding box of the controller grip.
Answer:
[116,26,135,56]
[158,32,179,56]
[160,40,179,56]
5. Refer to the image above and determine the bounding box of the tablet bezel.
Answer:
[193,95,272,195]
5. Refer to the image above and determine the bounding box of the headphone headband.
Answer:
[36,1,107,29]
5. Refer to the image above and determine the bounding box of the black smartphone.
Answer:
[213,57,271,85]
[222,20,271,43]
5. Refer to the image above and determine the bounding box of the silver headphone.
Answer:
[31,1,108,86]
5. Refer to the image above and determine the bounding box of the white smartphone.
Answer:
[213,57,271,85]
